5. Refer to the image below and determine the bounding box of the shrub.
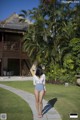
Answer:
[46,63,76,84]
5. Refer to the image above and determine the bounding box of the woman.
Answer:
[30,65,46,118]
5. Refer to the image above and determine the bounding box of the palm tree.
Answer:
[19,0,80,72]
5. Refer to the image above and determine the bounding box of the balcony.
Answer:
[3,41,20,51]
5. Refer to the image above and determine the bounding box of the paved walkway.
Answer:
[0,84,62,120]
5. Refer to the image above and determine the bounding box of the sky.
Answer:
[0,0,39,21]
[0,0,80,21]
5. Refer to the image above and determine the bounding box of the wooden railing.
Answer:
[3,42,20,51]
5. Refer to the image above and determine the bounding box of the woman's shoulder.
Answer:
[33,75,38,79]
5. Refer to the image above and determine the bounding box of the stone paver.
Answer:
[0,84,62,120]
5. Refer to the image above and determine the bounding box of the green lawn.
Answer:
[0,87,32,120]
[0,81,80,120]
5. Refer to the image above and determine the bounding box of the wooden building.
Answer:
[0,14,32,76]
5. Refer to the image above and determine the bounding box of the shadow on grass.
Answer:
[42,98,57,115]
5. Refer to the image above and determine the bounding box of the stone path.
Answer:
[0,84,62,120]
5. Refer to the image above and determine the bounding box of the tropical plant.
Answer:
[69,38,80,74]
[19,0,80,84]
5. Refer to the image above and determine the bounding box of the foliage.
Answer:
[63,53,74,71]
[46,62,76,84]
[46,63,61,81]
[69,38,80,74]
[19,0,80,84]
[59,72,76,84]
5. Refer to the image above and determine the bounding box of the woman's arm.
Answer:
[43,74,46,91]
[30,68,35,76]
[43,74,46,85]
[30,66,36,76]
[30,61,37,76]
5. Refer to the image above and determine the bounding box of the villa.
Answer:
[0,13,32,76]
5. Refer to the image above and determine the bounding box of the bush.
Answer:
[59,72,76,84]
[46,63,76,84]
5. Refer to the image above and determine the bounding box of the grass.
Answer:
[0,81,80,120]
[46,84,80,120]
[0,87,32,120]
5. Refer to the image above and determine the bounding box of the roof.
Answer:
[0,13,32,32]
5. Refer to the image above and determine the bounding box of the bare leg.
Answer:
[34,89,39,115]
[39,90,45,116]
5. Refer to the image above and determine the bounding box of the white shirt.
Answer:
[33,74,46,85]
